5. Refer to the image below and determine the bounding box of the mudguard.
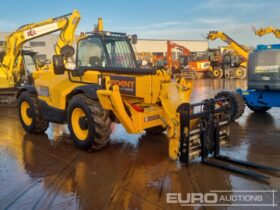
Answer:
[70,84,100,100]
[17,85,37,98]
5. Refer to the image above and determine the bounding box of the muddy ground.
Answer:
[0,79,279,210]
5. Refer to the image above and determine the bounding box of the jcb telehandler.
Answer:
[18,19,278,179]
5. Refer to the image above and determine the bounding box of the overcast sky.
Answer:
[1,0,280,47]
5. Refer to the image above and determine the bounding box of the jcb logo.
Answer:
[26,30,37,37]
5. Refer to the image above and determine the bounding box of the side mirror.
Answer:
[52,55,65,75]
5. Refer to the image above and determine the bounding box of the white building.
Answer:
[0,32,208,60]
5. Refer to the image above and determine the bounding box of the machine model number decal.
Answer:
[144,115,160,122]
[110,76,136,96]
[24,23,59,39]
[36,86,50,97]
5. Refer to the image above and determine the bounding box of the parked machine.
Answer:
[17,18,279,179]
[236,44,280,112]
[0,10,80,106]
[207,31,249,79]
[167,41,212,78]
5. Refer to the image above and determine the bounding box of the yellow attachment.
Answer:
[71,108,88,140]
[20,101,32,126]
[159,78,192,160]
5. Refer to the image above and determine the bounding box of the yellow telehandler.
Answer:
[17,18,278,179]
[0,10,80,106]
[207,31,249,79]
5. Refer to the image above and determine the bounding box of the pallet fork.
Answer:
[178,98,280,180]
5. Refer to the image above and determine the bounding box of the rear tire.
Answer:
[247,105,271,113]
[215,91,245,121]
[18,92,49,134]
[67,94,111,151]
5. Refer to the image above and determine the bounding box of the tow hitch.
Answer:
[177,98,280,180]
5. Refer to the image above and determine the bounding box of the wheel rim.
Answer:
[236,69,243,77]
[21,101,32,126]
[214,69,220,77]
[71,108,88,141]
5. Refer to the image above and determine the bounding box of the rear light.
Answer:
[129,102,144,112]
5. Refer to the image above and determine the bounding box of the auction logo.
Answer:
[166,190,278,207]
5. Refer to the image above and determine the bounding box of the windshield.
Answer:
[77,36,137,69]
[251,51,280,73]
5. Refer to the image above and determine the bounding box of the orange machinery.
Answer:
[166,41,211,76]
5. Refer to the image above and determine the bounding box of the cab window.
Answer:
[77,37,107,68]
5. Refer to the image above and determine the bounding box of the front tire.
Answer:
[67,94,111,151]
[215,91,245,121]
[18,92,49,134]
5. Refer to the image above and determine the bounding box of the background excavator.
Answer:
[0,10,80,106]
[166,41,212,78]
[207,31,249,79]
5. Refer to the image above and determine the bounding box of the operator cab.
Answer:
[222,54,241,68]
[53,31,157,76]
[15,50,38,85]
[75,31,155,74]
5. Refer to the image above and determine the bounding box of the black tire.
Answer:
[247,105,271,113]
[234,67,246,79]
[18,92,49,134]
[145,126,166,135]
[214,91,245,122]
[67,94,111,151]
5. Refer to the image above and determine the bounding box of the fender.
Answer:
[17,85,37,98]
[70,84,101,100]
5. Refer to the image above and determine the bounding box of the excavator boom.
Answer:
[167,40,191,70]
[207,31,249,60]
[252,25,280,39]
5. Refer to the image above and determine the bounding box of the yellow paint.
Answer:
[71,108,88,141]
[20,101,32,126]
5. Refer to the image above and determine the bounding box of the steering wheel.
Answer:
[89,56,102,67]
